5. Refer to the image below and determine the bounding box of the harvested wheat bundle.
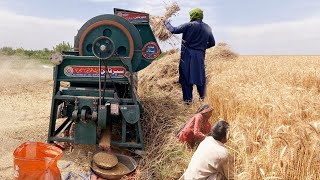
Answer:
[164,2,180,19]
[150,16,171,41]
[150,2,180,41]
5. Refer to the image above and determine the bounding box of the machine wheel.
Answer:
[92,36,115,59]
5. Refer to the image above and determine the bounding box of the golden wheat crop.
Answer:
[207,55,320,179]
[138,44,320,179]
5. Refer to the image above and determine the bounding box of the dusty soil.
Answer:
[0,56,52,179]
[0,56,94,179]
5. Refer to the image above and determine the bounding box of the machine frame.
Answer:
[47,9,161,150]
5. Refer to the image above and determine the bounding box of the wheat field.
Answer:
[207,55,320,179]
[138,45,320,179]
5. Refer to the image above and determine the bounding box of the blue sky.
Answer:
[0,0,320,54]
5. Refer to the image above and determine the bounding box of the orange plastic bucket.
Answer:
[13,142,62,180]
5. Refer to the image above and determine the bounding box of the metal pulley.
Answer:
[120,105,140,124]
[80,106,93,124]
[92,36,115,59]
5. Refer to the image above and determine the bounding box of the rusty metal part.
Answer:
[57,103,63,119]
[92,100,98,121]
[72,97,79,121]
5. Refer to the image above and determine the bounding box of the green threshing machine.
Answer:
[48,9,161,150]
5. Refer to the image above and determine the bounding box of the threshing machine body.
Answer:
[48,9,161,149]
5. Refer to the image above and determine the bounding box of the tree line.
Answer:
[0,42,178,61]
[0,42,72,60]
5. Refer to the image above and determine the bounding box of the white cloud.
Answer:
[87,0,128,6]
[124,0,320,54]
[132,0,217,23]
[220,17,320,54]
[0,1,217,51]
[3,1,319,55]
[0,9,82,50]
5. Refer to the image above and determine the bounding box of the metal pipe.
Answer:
[99,58,102,105]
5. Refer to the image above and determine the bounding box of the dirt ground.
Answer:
[0,56,51,178]
[0,56,95,179]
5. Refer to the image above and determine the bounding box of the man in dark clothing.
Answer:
[164,8,215,104]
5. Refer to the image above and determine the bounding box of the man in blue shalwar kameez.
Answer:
[164,8,215,104]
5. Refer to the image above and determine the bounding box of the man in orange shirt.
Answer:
[177,104,213,148]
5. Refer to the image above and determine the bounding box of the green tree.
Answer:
[0,47,15,55]
[43,48,50,53]
[15,48,25,55]
[53,41,72,53]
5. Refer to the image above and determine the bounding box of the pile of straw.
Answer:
[139,43,238,95]
[206,42,239,60]
[150,2,180,41]
[138,43,239,179]
[138,92,195,179]
[138,51,180,95]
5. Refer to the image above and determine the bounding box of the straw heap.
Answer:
[139,43,238,95]
[207,42,239,59]
[138,43,239,179]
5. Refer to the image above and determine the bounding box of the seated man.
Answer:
[177,104,213,148]
[180,120,234,180]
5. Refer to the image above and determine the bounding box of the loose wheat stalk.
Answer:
[150,2,180,42]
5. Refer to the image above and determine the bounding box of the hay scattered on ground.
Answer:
[138,94,195,179]
[150,2,180,41]
[138,43,239,179]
